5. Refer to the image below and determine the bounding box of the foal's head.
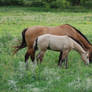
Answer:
[81,52,89,65]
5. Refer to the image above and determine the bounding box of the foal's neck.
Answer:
[72,38,86,55]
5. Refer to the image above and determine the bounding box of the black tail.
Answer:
[34,38,38,53]
[13,28,28,54]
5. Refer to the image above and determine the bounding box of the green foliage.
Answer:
[69,0,86,5]
[43,0,70,8]
[0,0,23,5]
[0,6,92,92]
[23,0,43,7]
[80,0,86,5]
[0,0,87,8]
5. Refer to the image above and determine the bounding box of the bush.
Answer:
[23,0,43,7]
[0,0,23,5]
[42,0,70,8]
[68,0,86,5]
[0,0,87,8]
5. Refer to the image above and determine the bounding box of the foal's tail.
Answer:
[33,38,38,53]
[13,28,28,55]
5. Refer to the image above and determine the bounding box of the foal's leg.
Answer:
[36,52,41,63]
[61,50,69,68]
[37,50,46,64]
[62,57,67,63]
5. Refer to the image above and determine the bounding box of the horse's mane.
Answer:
[66,24,91,44]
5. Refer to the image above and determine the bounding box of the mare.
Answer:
[33,34,89,68]
[13,24,92,67]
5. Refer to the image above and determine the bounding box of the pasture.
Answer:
[0,6,92,92]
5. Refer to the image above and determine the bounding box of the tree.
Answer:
[69,0,86,6]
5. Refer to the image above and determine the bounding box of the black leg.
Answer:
[65,56,68,69]
[30,50,35,62]
[58,51,63,67]
[25,52,29,62]
[25,52,30,70]
[30,55,35,62]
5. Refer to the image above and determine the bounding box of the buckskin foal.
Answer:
[33,34,89,68]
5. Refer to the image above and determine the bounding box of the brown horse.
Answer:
[14,24,92,65]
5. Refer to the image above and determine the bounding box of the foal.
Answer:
[33,34,89,67]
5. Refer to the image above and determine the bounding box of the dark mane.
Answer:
[66,24,91,44]
[68,36,84,49]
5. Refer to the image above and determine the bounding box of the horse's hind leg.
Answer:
[25,51,30,70]
[29,48,35,62]
[25,47,35,62]
[25,48,35,69]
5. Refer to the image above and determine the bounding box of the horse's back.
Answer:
[25,24,90,50]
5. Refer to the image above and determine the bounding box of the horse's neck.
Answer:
[78,34,91,50]
[72,38,86,54]
[66,25,91,50]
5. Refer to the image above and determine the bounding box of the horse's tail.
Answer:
[13,28,28,55]
[33,37,38,53]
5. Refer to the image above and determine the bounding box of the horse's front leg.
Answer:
[60,50,69,68]
[25,48,35,70]
[64,56,68,69]
[29,48,35,62]
[58,51,68,67]
[25,49,31,70]
[58,51,63,67]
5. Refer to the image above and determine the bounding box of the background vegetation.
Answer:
[0,0,92,92]
[0,0,90,8]
[0,6,92,92]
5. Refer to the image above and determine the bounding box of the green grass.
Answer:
[0,6,92,92]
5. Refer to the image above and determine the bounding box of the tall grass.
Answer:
[0,6,92,92]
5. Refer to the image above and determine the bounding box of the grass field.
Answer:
[0,6,92,92]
